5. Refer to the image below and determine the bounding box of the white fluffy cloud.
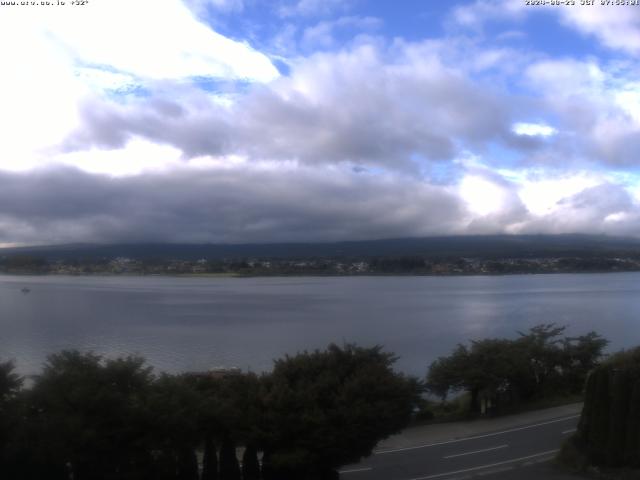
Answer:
[454,0,640,56]
[279,0,352,18]
[512,122,557,137]
[524,59,640,165]
[186,0,244,14]
[45,0,277,82]
[0,0,278,171]
[557,5,640,56]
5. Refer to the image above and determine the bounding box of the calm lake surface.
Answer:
[1,273,639,376]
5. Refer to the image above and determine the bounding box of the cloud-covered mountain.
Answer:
[4,234,640,262]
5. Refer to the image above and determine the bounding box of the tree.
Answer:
[575,347,640,468]
[514,323,567,397]
[23,351,155,480]
[0,360,24,479]
[201,437,219,480]
[427,325,609,415]
[241,444,260,480]
[146,374,202,479]
[177,447,199,480]
[0,360,22,401]
[560,331,609,393]
[425,345,468,402]
[260,344,421,479]
[426,339,528,413]
[219,436,241,480]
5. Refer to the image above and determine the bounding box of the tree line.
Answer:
[0,344,421,480]
[0,326,613,479]
[426,324,608,414]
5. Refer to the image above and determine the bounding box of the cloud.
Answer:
[0,0,277,87]
[512,122,557,137]
[0,165,467,246]
[4,0,640,246]
[519,183,640,236]
[301,16,382,50]
[450,0,525,30]
[523,59,640,166]
[279,0,353,18]
[453,0,640,57]
[50,0,277,82]
[0,0,279,172]
[62,41,514,170]
[185,0,245,14]
[4,162,640,246]
[556,5,640,56]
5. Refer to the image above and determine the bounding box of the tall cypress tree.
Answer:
[574,347,640,469]
[577,369,597,440]
[260,450,274,480]
[177,448,199,480]
[588,367,611,464]
[219,437,241,480]
[155,450,179,480]
[607,370,632,466]
[202,437,218,480]
[624,380,640,467]
[241,445,260,480]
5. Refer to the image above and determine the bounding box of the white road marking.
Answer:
[339,467,373,474]
[477,465,513,476]
[562,428,577,434]
[408,449,559,480]
[443,444,508,459]
[375,415,579,454]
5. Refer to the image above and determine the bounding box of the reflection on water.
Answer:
[1,273,639,376]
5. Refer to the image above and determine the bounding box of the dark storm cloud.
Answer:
[3,166,640,246]
[0,166,467,245]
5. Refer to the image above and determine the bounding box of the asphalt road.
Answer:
[339,414,581,480]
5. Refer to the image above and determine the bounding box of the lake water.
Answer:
[1,273,639,377]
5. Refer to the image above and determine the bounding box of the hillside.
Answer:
[2,234,640,262]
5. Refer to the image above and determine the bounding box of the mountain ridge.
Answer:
[2,234,640,261]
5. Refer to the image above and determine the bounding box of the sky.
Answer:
[2,0,640,247]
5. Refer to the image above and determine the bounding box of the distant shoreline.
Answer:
[2,269,640,278]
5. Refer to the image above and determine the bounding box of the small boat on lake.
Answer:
[21,287,30,294]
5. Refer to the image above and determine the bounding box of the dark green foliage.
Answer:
[147,374,201,455]
[260,450,275,480]
[574,346,640,469]
[607,369,632,465]
[587,367,611,464]
[24,351,156,479]
[561,332,609,391]
[624,382,640,467]
[0,361,24,478]
[202,437,219,480]
[1,344,418,480]
[427,324,608,414]
[261,343,422,478]
[219,436,241,480]
[177,448,199,480]
[370,256,427,273]
[242,444,261,480]
[154,450,179,480]
[2,255,48,271]
[0,360,22,400]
